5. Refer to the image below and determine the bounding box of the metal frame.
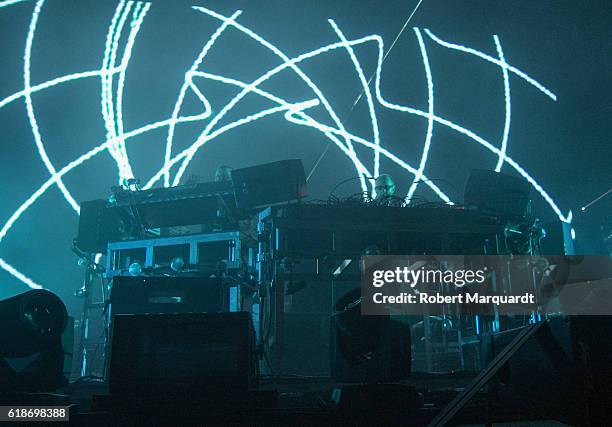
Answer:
[106,231,242,277]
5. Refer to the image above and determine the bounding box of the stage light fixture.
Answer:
[331,288,411,382]
[0,289,67,358]
[0,289,68,392]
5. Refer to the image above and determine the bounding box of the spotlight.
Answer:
[0,289,67,358]
[464,169,532,220]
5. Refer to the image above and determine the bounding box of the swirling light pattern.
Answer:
[0,0,571,289]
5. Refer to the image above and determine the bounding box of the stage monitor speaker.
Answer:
[108,312,258,397]
[541,220,575,255]
[487,316,612,425]
[76,199,123,253]
[231,159,308,210]
[330,289,411,382]
[464,169,531,220]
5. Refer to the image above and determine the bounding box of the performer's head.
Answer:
[214,165,233,182]
[374,174,396,199]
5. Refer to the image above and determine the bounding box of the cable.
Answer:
[328,176,377,201]
[306,0,426,182]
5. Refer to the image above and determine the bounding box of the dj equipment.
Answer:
[259,203,506,258]
[0,290,69,392]
[109,180,238,230]
[76,160,309,253]
[108,312,258,396]
[256,203,507,375]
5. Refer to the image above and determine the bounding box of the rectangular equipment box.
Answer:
[108,312,258,396]
[110,276,224,315]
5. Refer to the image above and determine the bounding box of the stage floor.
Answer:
[1,371,572,426]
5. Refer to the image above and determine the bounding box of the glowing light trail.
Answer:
[24,0,80,213]
[423,28,557,101]
[0,258,42,289]
[0,2,572,292]
[0,0,29,9]
[329,19,382,191]
[115,2,151,181]
[494,35,511,172]
[0,68,122,110]
[163,10,242,187]
[405,27,434,203]
[183,6,368,194]
[187,71,449,201]
[101,0,131,181]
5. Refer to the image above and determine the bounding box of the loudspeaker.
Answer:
[231,159,308,210]
[108,312,258,396]
[541,221,575,255]
[464,169,531,220]
[330,289,411,382]
[76,199,123,253]
[487,316,612,425]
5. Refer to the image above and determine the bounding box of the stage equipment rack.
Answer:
[76,231,252,378]
[105,231,243,277]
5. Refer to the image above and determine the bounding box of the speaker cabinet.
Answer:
[487,316,612,425]
[108,312,257,396]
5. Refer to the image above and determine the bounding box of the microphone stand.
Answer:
[72,243,106,379]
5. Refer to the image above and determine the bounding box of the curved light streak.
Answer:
[0,0,29,9]
[328,19,381,183]
[0,258,42,289]
[163,10,242,187]
[0,3,571,291]
[106,0,135,180]
[0,68,122,110]
[183,6,368,195]
[24,0,80,213]
[114,2,151,181]
[493,34,511,172]
[405,27,434,203]
[101,0,130,180]
[189,70,449,201]
[423,28,557,101]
